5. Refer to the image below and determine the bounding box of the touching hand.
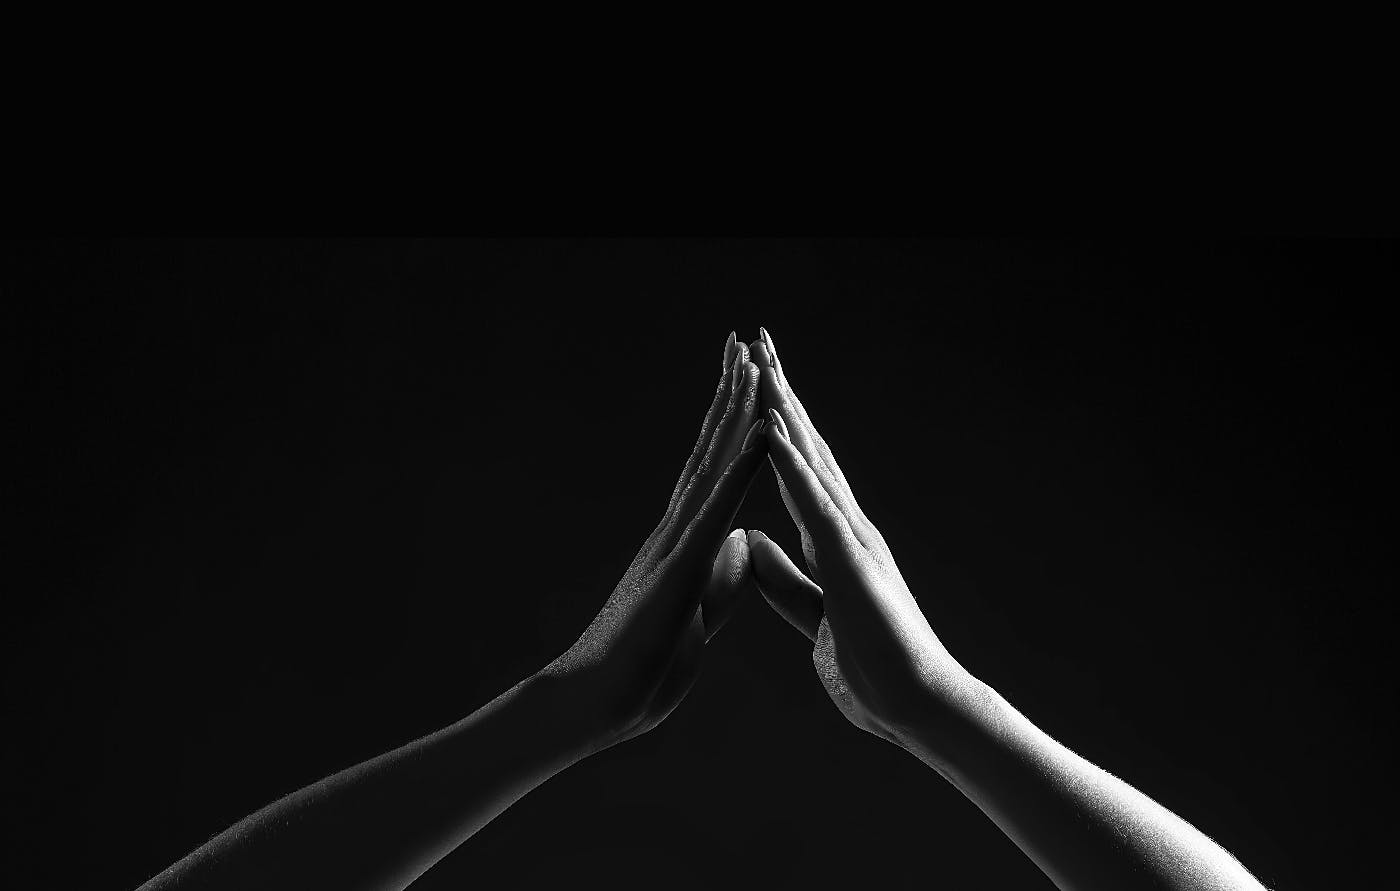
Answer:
[746,329,980,758]
[542,333,766,751]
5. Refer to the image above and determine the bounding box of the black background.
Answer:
[5,238,1394,889]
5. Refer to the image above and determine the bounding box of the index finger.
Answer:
[760,327,864,521]
[752,335,869,532]
[764,408,855,556]
[663,332,741,520]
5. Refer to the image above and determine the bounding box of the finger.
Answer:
[629,434,766,651]
[751,338,859,528]
[768,462,821,581]
[656,355,760,554]
[764,409,855,555]
[666,427,767,578]
[646,345,747,562]
[760,327,867,526]
[701,354,760,491]
[748,347,813,539]
[661,332,741,525]
[700,528,751,641]
[748,529,823,642]
[755,329,860,515]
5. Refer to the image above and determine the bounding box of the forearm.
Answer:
[901,676,1264,891]
[139,671,592,891]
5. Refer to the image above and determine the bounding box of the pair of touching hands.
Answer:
[544,329,970,757]
[533,333,1266,891]
[143,329,1266,891]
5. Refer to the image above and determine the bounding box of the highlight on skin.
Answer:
[747,327,1265,891]
[136,329,1267,891]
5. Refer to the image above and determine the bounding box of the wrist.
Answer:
[526,663,629,759]
[885,668,1003,779]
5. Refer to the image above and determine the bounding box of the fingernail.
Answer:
[722,331,737,370]
[731,353,745,392]
[740,417,765,451]
[728,528,747,541]
[760,327,785,381]
[767,408,789,440]
[760,326,777,363]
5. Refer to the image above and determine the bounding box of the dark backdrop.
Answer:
[5,239,1394,889]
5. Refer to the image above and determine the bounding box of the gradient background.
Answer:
[6,239,1394,889]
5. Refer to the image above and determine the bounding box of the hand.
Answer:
[542,333,766,752]
[746,329,979,757]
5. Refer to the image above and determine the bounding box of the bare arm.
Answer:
[140,333,767,891]
[139,672,589,891]
[905,677,1263,891]
[746,328,1264,891]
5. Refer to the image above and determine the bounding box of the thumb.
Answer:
[748,530,824,642]
[701,528,752,641]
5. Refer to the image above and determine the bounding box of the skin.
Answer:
[746,328,1267,891]
[139,330,1269,891]
[138,334,767,891]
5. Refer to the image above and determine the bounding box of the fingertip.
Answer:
[747,530,788,568]
[740,416,765,451]
[761,327,782,369]
[746,531,774,574]
[729,351,746,390]
[754,346,783,402]
[740,359,761,400]
[766,408,790,441]
[720,526,750,564]
[746,529,774,557]
[749,339,770,365]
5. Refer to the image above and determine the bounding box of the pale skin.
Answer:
[747,328,1266,891]
[139,331,1266,891]
[139,335,767,891]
